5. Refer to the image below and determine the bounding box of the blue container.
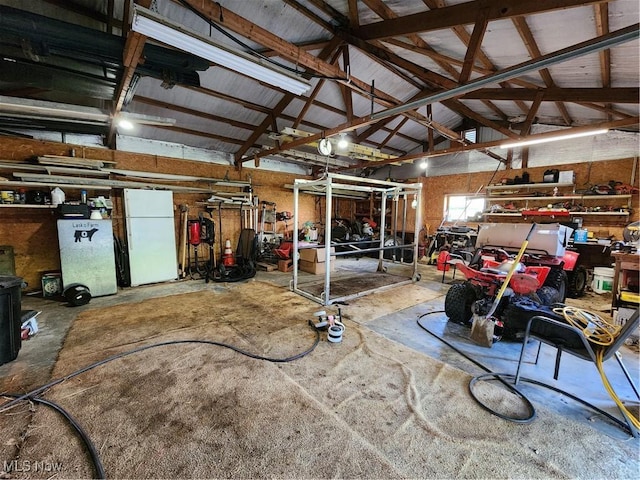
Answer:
[574,229,588,242]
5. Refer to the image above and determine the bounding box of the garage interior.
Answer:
[0,0,639,478]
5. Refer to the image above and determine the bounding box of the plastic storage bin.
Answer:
[0,275,22,365]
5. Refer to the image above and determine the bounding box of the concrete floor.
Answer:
[1,257,638,439]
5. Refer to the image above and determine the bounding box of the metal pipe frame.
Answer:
[291,173,422,305]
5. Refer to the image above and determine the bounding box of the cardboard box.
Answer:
[299,247,336,274]
[476,223,574,256]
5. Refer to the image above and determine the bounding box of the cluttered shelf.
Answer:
[483,180,633,221]
[484,210,630,218]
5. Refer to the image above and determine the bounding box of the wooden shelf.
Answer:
[487,194,631,202]
[486,182,574,192]
[484,211,629,218]
[483,181,632,226]
[0,180,111,191]
[0,203,56,209]
[577,211,630,216]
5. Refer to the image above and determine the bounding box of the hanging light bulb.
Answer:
[117,118,135,130]
[411,194,418,209]
[337,133,349,150]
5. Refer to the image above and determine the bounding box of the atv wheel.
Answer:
[567,266,587,298]
[444,283,478,325]
[534,285,562,306]
[544,268,568,303]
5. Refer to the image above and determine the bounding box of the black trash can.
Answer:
[0,275,22,365]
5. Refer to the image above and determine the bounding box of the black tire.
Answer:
[544,268,568,303]
[567,266,587,298]
[534,285,562,306]
[444,283,478,325]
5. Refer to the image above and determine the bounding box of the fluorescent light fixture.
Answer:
[131,6,311,96]
[500,129,609,149]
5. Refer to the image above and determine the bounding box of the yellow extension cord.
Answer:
[552,306,640,431]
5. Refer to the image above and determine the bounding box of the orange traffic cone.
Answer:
[222,239,235,266]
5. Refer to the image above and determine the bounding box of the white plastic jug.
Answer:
[51,187,65,206]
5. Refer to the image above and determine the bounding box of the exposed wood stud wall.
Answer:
[421,157,639,240]
[0,138,316,290]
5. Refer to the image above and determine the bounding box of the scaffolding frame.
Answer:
[292,173,422,306]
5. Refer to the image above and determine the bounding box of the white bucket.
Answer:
[592,267,614,294]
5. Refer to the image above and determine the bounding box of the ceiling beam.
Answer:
[234,39,342,165]
[511,16,573,125]
[133,96,257,131]
[154,124,249,146]
[107,30,146,147]
[362,0,460,79]
[302,1,516,146]
[459,8,490,84]
[339,47,354,121]
[293,43,343,129]
[358,116,640,168]
[354,0,606,40]
[594,3,612,121]
[370,23,639,121]
[519,90,545,136]
[252,24,637,164]
[181,0,400,108]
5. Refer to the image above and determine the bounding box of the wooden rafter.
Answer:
[234,39,343,165]
[420,0,510,118]
[379,117,410,149]
[107,30,146,147]
[340,47,354,121]
[293,42,343,129]
[512,16,573,125]
[519,90,545,136]
[459,8,490,84]
[181,0,398,107]
[595,3,612,121]
[133,96,257,132]
[352,116,640,170]
[355,0,605,40]
[362,0,460,79]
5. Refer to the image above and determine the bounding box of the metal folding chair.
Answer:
[514,309,640,437]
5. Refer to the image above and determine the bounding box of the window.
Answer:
[445,195,485,222]
[462,128,476,143]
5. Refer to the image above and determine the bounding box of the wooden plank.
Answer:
[354,0,603,40]
[105,168,250,185]
[0,180,111,191]
[257,262,277,272]
[13,173,215,193]
[37,155,115,169]
[0,161,111,177]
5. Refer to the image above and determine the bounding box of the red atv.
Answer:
[444,248,565,340]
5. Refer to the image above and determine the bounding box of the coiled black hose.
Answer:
[1,325,321,478]
[416,310,633,437]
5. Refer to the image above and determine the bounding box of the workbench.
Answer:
[611,252,640,313]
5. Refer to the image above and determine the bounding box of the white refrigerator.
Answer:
[57,219,117,296]
[124,189,178,286]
